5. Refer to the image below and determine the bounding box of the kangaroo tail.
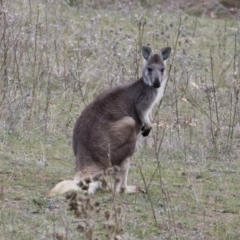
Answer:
[47,166,121,197]
[47,180,80,197]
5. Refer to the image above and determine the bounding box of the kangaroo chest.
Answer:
[144,79,166,119]
[151,80,166,109]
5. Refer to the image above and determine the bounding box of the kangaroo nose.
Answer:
[153,78,160,88]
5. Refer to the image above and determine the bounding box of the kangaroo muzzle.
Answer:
[153,78,160,88]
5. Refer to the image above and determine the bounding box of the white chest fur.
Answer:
[144,77,167,122]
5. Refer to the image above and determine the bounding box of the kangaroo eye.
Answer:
[147,68,152,73]
[160,68,165,74]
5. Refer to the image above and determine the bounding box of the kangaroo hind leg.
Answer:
[114,158,143,194]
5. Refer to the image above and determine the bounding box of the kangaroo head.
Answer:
[142,46,171,88]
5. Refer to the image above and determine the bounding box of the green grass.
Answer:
[1,0,240,239]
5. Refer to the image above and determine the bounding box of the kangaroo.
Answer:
[47,45,171,196]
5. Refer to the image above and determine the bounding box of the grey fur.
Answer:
[48,46,171,196]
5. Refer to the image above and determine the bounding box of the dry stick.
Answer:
[159,177,178,240]
[60,214,69,240]
[138,163,158,227]
[185,91,218,127]
[177,55,238,131]
[218,51,240,87]
[135,16,146,80]
[155,14,182,118]
[28,0,32,22]
[210,49,219,128]
[70,52,87,106]
[228,34,240,148]
[150,16,183,239]
[52,212,57,240]
[2,9,8,88]
[155,117,178,240]
[229,85,239,149]
[107,144,122,239]
[204,70,217,149]
[173,69,180,138]
[223,19,227,59]
[233,34,237,74]
[145,164,158,192]
[146,114,170,190]
[107,143,115,197]
[44,68,52,134]
[63,41,67,95]
[216,22,236,155]
[209,49,220,155]
[227,92,233,149]
[192,16,198,38]
[44,1,51,134]
[1,14,23,108]
[32,4,40,96]
[169,23,181,137]
[0,85,6,108]
[1,10,24,131]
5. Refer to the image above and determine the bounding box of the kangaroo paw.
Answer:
[141,127,152,137]
[123,185,146,194]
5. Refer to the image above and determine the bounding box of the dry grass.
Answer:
[0,0,240,239]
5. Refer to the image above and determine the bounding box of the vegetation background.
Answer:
[0,0,240,239]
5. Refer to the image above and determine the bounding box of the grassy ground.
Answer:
[0,0,240,239]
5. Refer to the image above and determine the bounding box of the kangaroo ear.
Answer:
[160,47,171,60]
[142,46,152,60]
